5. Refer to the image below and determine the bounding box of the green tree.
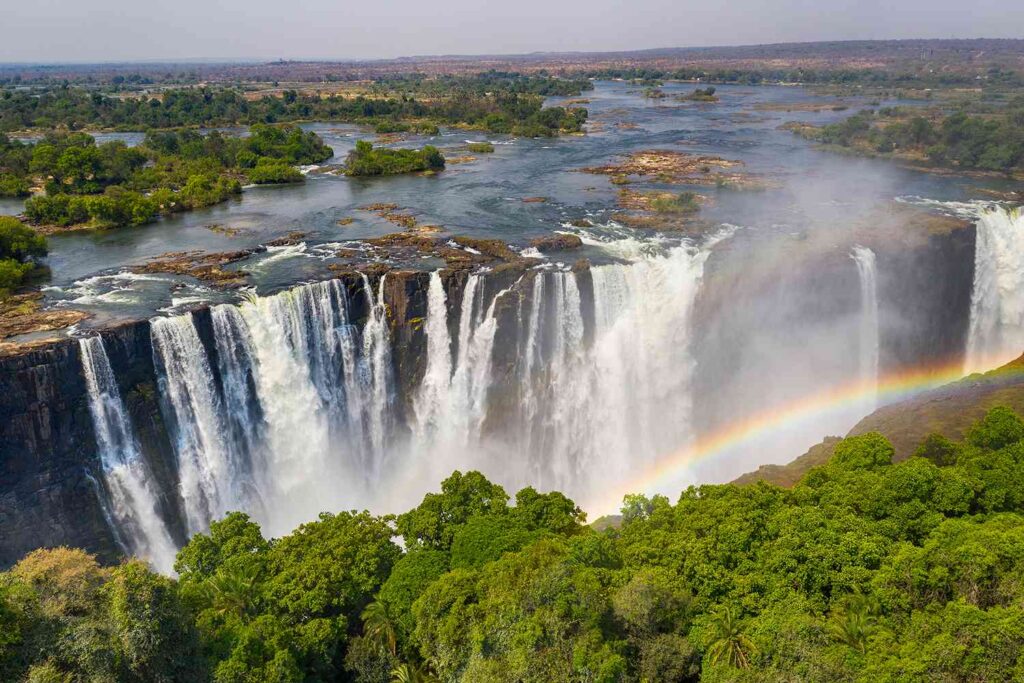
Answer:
[396,471,509,550]
[705,606,757,669]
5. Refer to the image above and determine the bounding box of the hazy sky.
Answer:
[4,0,1023,63]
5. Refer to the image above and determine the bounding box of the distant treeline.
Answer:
[0,74,589,138]
[582,65,1024,88]
[373,71,593,97]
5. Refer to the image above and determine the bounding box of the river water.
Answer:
[21,81,1004,315]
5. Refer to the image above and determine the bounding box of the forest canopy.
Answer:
[4,405,1024,681]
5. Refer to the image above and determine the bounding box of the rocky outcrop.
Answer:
[733,354,1024,488]
[847,354,1024,458]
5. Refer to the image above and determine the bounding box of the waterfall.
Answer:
[151,314,246,534]
[413,271,453,438]
[79,336,178,573]
[84,233,724,568]
[966,206,1024,373]
[411,274,515,483]
[851,246,879,407]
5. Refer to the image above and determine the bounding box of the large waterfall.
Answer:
[79,233,724,565]
[79,336,178,573]
[851,245,879,408]
[152,277,394,538]
[966,205,1024,374]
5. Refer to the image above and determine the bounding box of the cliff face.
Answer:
[0,269,450,567]
[0,332,116,566]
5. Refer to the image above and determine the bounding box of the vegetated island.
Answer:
[344,140,445,176]
[677,86,720,102]
[783,97,1024,177]
[2,124,332,231]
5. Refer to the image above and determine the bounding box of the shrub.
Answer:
[246,158,303,184]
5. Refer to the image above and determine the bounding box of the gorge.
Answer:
[4,205,1020,569]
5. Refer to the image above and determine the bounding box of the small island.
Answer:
[678,86,720,102]
[344,140,445,176]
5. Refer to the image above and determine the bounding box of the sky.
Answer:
[3,0,1024,63]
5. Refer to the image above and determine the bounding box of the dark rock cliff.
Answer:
[0,269,446,567]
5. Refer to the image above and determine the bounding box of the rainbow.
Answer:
[586,355,1024,516]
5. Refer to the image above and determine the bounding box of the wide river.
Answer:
[5,80,1007,325]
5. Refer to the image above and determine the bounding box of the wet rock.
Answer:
[529,234,583,251]
[265,231,308,247]
[132,250,257,288]
[0,294,90,350]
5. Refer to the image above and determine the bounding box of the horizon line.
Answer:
[3,36,1024,69]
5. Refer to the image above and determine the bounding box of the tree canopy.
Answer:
[5,407,1024,680]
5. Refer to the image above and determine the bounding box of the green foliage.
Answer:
[9,125,321,230]
[0,547,204,682]
[9,406,1024,680]
[376,551,449,642]
[465,142,494,153]
[246,158,303,184]
[395,470,509,550]
[680,86,719,102]
[0,75,590,136]
[825,431,894,472]
[0,172,29,197]
[449,515,543,570]
[913,432,961,466]
[345,141,445,177]
[0,216,45,296]
[808,104,1024,172]
[649,191,701,214]
[0,215,47,261]
[966,405,1024,450]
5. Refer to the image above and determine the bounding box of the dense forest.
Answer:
[0,74,589,138]
[0,125,332,229]
[3,405,1024,681]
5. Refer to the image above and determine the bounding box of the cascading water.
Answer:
[851,245,879,408]
[151,314,245,534]
[79,336,178,573]
[81,232,727,568]
[966,205,1024,373]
